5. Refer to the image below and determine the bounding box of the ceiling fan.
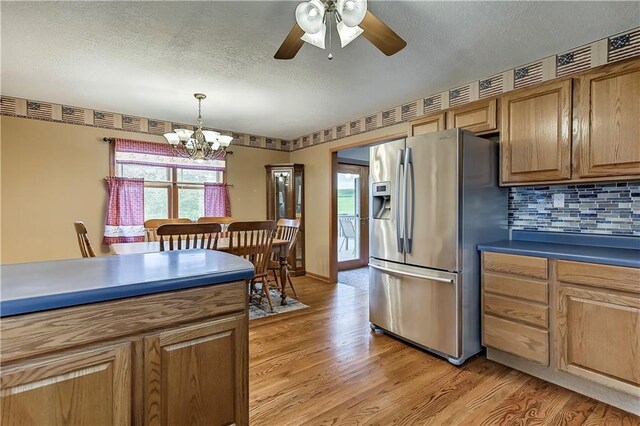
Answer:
[274,0,407,60]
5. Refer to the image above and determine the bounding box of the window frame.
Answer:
[110,143,224,220]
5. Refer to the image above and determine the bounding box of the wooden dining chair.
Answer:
[156,223,222,251]
[144,218,193,242]
[197,216,236,225]
[227,221,277,311]
[74,221,96,258]
[269,219,300,299]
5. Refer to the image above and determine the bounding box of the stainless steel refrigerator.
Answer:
[369,128,507,365]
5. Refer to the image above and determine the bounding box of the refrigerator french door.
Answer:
[369,129,507,365]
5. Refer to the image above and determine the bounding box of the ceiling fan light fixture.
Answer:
[336,0,367,27]
[295,0,325,34]
[336,20,364,47]
[301,24,326,49]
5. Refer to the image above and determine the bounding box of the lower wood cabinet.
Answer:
[144,316,247,426]
[1,343,131,425]
[481,252,550,365]
[555,260,640,396]
[482,252,640,414]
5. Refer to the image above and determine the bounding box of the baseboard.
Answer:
[305,272,331,283]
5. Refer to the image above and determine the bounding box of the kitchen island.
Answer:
[0,250,254,426]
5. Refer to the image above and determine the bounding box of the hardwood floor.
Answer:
[249,276,640,425]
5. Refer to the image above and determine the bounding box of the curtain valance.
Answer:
[114,138,225,171]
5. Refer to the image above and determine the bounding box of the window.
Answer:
[113,140,224,221]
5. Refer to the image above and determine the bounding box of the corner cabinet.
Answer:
[500,79,573,184]
[575,60,640,178]
[266,163,305,275]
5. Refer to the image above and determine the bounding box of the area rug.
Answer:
[249,289,309,320]
[338,267,369,291]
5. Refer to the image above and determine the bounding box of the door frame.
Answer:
[329,132,407,284]
[336,162,369,271]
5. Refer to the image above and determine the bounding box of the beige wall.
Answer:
[290,123,408,278]
[0,116,287,264]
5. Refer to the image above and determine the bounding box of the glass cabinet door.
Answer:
[273,171,291,221]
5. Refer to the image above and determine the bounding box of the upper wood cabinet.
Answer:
[446,99,498,134]
[409,113,445,137]
[500,79,572,184]
[575,60,640,178]
[1,343,131,425]
[144,315,247,426]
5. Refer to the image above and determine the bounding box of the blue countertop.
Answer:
[478,231,640,268]
[0,250,255,317]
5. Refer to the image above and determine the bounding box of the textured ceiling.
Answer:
[1,1,638,140]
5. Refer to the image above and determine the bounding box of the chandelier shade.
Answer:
[162,93,232,161]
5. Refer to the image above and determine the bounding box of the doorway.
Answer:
[336,163,369,271]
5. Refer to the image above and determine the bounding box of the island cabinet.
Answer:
[481,251,640,415]
[445,98,498,134]
[0,282,248,426]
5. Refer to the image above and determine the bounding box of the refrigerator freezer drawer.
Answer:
[369,260,460,358]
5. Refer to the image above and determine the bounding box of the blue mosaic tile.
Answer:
[508,183,640,236]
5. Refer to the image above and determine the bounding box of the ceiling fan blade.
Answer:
[274,23,305,60]
[360,10,407,56]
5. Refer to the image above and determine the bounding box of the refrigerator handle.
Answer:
[405,147,415,253]
[395,149,405,253]
[369,263,455,284]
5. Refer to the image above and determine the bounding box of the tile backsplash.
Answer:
[508,182,640,236]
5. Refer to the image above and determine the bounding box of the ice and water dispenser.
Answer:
[371,182,392,220]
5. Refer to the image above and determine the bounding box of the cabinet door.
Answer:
[446,99,498,134]
[576,60,640,177]
[556,285,640,395]
[500,79,572,184]
[144,315,247,426]
[1,342,131,425]
[410,113,445,136]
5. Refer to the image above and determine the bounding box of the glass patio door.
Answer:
[336,164,369,270]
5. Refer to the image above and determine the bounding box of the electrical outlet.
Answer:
[553,193,565,208]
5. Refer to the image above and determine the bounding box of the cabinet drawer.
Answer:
[484,252,548,279]
[483,314,549,365]
[484,293,548,328]
[557,260,640,294]
[483,272,548,303]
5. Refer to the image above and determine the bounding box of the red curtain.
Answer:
[103,177,146,244]
[204,183,231,217]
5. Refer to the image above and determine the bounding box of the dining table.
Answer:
[110,237,292,305]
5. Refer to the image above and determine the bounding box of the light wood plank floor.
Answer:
[249,276,639,425]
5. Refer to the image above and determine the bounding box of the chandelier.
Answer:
[163,93,232,161]
[296,0,367,56]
